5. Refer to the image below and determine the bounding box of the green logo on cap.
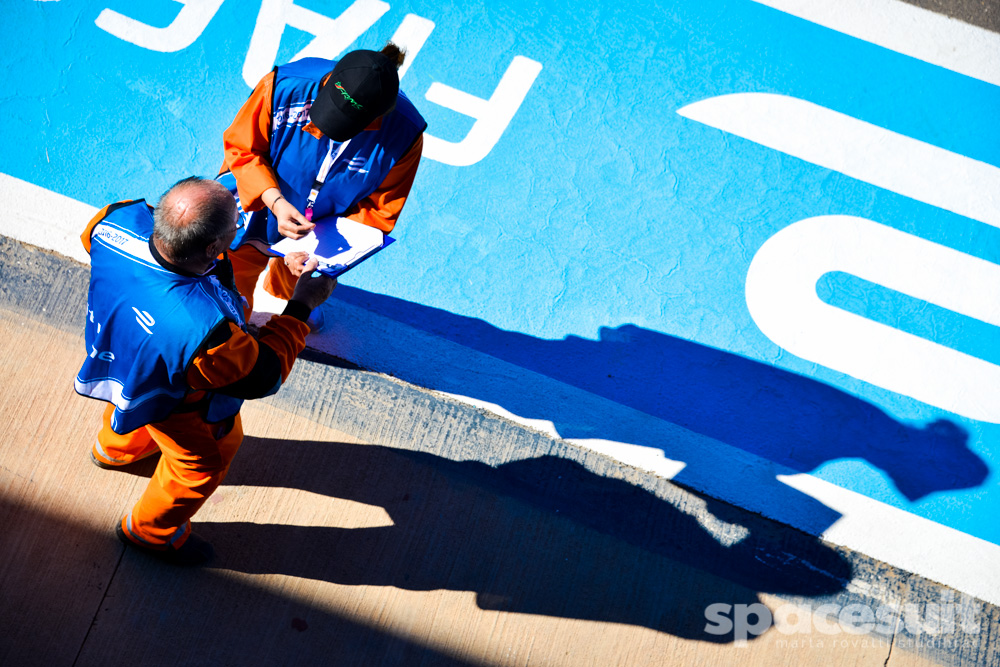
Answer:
[334,82,364,110]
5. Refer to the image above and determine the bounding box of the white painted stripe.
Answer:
[778,472,1000,605]
[752,0,1000,86]
[389,14,435,81]
[95,0,226,53]
[428,396,690,481]
[0,173,95,264]
[745,216,1000,423]
[677,93,1000,228]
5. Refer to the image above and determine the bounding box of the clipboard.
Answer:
[270,216,395,279]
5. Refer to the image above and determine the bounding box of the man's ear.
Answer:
[206,239,225,260]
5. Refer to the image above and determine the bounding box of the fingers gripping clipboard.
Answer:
[270,217,395,278]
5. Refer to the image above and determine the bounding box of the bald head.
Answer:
[153,177,238,265]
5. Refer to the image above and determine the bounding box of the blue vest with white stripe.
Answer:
[221,57,427,250]
[75,201,246,434]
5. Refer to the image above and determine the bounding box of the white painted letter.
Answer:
[677,93,1000,230]
[745,216,1000,423]
[243,0,389,87]
[423,56,542,167]
[95,0,224,52]
[388,14,435,80]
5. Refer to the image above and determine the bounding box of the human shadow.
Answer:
[329,286,986,524]
[206,437,853,643]
[0,496,480,667]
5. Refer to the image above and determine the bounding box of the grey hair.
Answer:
[153,177,236,263]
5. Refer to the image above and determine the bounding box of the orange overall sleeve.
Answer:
[343,133,423,233]
[186,314,309,393]
[221,71,279,213]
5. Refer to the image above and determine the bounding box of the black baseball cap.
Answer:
[310,50,399,141]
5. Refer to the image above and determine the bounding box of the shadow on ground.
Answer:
[0,496,481,667]
[331,286,988,534]
[199,437,852,643]
[0,440,853,665]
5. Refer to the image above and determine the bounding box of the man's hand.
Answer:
[290,257,336,310]
[282,251,314,277]
[273,197,315,240]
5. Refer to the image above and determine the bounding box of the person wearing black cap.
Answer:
[218,43,427,319]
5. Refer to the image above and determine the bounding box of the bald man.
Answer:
[76,177,336,565]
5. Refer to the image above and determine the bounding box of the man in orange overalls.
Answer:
[76,177,336,565]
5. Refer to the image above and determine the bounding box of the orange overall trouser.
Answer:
[93,404,244,549]
[230,245,297,320]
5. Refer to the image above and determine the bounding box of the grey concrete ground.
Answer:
[1,234,997,667]
[900,0,998,32]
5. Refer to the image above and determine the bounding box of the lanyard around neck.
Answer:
[304,138,350,222]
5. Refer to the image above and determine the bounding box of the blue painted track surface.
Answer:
[4,1,998,544]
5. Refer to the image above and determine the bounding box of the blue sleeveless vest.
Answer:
[75,201,246,434]
[223,57,427,250]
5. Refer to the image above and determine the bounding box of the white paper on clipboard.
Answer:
[270,217,390,277]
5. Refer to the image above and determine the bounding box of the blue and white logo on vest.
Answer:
[347,156,368,173]
[132,307,155,335]
[273,102,313,131]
